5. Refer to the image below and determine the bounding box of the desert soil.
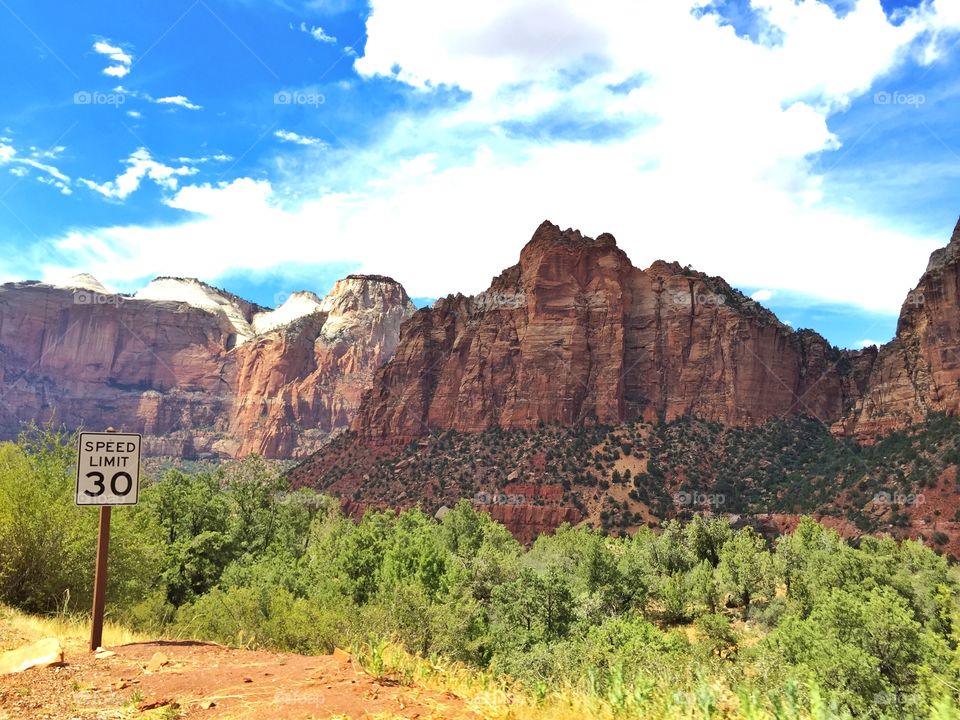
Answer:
[0,637,479,720]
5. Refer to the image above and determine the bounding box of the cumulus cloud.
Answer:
[112,87,202,111]
[39,0,960,319]
[298,21,336,43]
[93,39,133,78]
[154,95,202,110]
[751,289,775,302]
[274,129,323,146]
[78,148,198,200]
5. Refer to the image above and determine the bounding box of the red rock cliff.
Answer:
[351,221,865,441]
[230,276,417,457]
[0,274,415,458]
[835,218,960,436]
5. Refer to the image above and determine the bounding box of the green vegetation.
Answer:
[2,426,960,718]
[308,412,960,541]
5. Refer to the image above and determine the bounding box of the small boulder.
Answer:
[144,651,171,673]
[0,638,64,675]
[332,647,352,663]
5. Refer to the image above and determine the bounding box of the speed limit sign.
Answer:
[76,431,142,506]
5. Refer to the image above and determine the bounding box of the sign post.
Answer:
[76,429,142,652]
[90,505,111,653]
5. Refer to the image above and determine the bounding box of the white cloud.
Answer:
[37,175,72,195]
[751,289,775,302]
[93,39,133,78]
[37,0,960,318]
[274,129,322,146]
[298,21,336,43]
[856,339,882,348]
[154,95,202,110]
[93,41,132,66]
[20,158,70,183]
[0,140,72,192]
[78,148,198,200]
[175,154,234,164]
[30,146,65,159]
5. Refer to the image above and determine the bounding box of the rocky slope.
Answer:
[291,413,960,553]
[0,274,415,458]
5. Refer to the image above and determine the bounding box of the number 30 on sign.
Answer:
[75,432,142,506]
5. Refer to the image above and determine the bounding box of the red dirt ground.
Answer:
[0,639,479,719]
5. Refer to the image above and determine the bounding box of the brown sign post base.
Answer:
[89,505,111,652]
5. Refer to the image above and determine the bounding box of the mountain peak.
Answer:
[324,275,413,311]
[251,291,324,335]
[520,221,625,270]
[344,273,403,285]
[135,277,263,344]
[924,216,960,274]
[61,273,110,294]
[315,275,416,342]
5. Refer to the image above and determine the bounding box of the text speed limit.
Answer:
[75,432,142,506]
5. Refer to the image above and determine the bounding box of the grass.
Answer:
[349,639,960,720]
[0,604,148,652]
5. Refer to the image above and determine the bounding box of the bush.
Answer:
[695,613,736,656]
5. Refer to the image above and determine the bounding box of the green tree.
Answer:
[718,527,775,616]
[139,469,233,607]
[684,515,732,567]
[490,566,575,653]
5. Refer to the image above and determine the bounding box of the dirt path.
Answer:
[0,638,479,719]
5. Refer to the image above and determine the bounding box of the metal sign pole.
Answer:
[89,505,111,652]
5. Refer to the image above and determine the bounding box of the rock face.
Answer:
[0,275,415,458]
[834,220,960,437]
[230,276,417,456]
[352,221,871,442]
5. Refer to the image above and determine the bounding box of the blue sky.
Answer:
[0,0,959,348]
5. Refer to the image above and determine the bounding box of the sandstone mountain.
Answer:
[348,220,916,443]
[289,218,960,545]
[0,274,415,458]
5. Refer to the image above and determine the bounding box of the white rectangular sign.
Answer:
[76,432,142,506]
